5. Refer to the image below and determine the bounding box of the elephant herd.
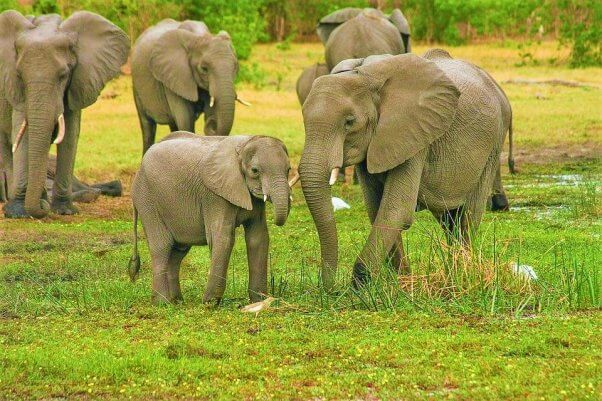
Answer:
[0,8,515,304]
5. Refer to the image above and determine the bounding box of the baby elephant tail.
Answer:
[128,207,141,282]
[508,116,516,174]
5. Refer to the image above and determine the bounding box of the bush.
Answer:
[555,0,601,67]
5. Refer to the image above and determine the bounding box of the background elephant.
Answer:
[299,52,512,288]
[296,63,329,105]
[129,132,292,304]
[318,7,411,71]
[0,11,129,218]
[0,154,122,203]
[132,19,246,154]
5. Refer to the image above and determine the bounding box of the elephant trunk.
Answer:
[299,149,338,289]
[269,176,290,227]
[212,77,236,136]
[24,89,59,218]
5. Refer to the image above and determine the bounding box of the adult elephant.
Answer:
[0,11,129,218]
[296,63,329,105]
[299,51,513,289]
[132,19,248,154]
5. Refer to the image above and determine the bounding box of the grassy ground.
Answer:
[1,41,601,400]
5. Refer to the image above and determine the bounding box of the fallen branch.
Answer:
[503,78,593,88]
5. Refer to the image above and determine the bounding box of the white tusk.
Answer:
[53,114,65,145]
[263,194,267,202]
[289,194,293,202]
[12,120,27,153]
[329,168,340,186]
[236,97,252,107]
[288,171,300,187]
[210,96,215,107]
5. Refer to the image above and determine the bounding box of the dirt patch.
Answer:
[502,141,601,170]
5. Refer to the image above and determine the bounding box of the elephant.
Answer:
[132,19,249,154]
[296,63,329,106]
[128,132,293,304]
[318,7,411,71]
[0,154,122,203]
[298,51,513,289]
[0,11,129,219]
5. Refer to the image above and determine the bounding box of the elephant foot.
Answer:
[72,188,101,203]
[91,180,123,197]
[51,198,79,215]
[3,198,28,218]
[490,193,509,212]
[352,262,371,289]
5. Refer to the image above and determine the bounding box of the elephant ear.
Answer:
[60,11,130,110]
[149,28,199,102]
[0,11,33,109]
[199,137,253,210]
[316,7,363,44]
[357,54,460,174]
[388,9,411,52]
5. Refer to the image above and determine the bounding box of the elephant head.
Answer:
[150,25,239,136]
[0,11,129,218]
[199,136,292,226]
[299,54,459,288]
[317,7,411,53]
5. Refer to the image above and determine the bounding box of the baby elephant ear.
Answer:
[358,54,460,174]
[199,137,253,210]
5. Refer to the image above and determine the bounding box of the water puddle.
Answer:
[505,174,587,189]
[509,205,569,219]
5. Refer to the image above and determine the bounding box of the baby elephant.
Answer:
[128,132,292,304]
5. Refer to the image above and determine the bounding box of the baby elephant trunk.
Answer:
[268,177,290,226]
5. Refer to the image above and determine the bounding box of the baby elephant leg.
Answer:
[166,244,190,303]
[244,215,269,302]
[203,226,235,304]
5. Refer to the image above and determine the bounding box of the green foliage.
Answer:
[555,0,601,67]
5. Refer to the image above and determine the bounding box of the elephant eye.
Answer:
[344,115,356,129]
[199,65,209,74]
[251,167,259,175]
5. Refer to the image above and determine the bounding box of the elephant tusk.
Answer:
[12,120,27,153]
[288,171,300,187]
[209,96,215,108]
[236,97,252,107]
[263,194,268,202]
[53,114,65,145]
[329,168,340,186]
[289,194,293,202]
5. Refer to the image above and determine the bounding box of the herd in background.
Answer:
[0,7,515,304]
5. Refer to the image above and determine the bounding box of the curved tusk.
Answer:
[209,96,215,108]
[12,120,27,153]
[53,114,65,145]
[329,168,340,186]
[263,194,268,202]
[288,171,300,187]
[236,97,252,107]
[289,194,293,202]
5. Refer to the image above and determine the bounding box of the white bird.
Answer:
[241,297,276,317]
[332,197,351,211]
[511,263,538,281]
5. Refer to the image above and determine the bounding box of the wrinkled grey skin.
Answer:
[129,132,291,304]
[296,63,329,106]
[132,19,240,154]
[0,11,129,219]
[0,154,122,203]
[299,51,512,289]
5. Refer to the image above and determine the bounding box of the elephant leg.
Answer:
[0,131,12,202]
[203,223,236,304]
[166,90,196,133]
[490,165,509,212]
[90,181,123,197]
[435,207,467,246]
[356,163,409,275]
[244,212,269,302]
[135,94,157,155]
[462,154,500,244]
[353,155,424,286]
[51,109,80,215]
[4,111,29,217]
[166,244,190,303]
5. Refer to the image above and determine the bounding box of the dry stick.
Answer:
[502,78,594,88]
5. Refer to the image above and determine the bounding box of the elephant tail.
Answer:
[128,206,141,282]
[508,116,516,174]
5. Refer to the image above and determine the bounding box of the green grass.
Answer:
[1,41,601,400]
